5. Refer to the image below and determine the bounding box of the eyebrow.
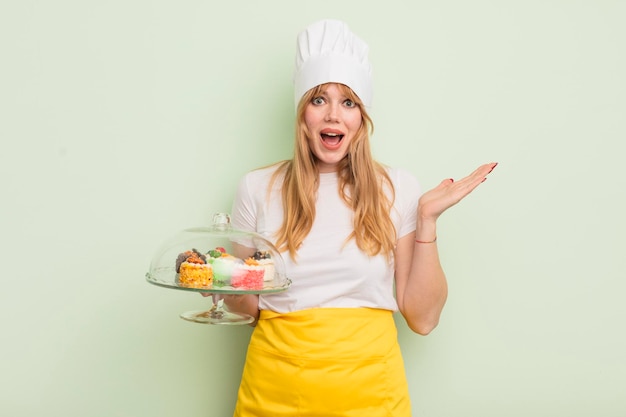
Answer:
[315,90,350,101]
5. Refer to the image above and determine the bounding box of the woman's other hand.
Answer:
[200,292,260,324]
[418,162,498,221]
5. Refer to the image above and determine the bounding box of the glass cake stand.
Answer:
[146,213,290,325]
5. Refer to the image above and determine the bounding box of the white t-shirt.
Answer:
[231,164,422,313]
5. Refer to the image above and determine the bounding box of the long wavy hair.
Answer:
[270,83,396,261]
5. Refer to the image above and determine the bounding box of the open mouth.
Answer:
[321,131,344,147]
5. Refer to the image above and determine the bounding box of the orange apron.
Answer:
[233,308,411,417]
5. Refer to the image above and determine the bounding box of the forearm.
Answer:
[401,242,448,334]
[396,219,448,335]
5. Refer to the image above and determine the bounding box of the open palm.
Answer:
[418,162,498,221]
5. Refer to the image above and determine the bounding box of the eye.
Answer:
[312,97,325,105]
[343,99,356,108]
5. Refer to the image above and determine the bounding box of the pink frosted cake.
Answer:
[231,261,265,290]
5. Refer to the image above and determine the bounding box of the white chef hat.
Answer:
[293,19,373,109]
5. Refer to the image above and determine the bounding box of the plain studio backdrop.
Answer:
[1,1,624,416]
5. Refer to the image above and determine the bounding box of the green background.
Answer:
[1,1,624,416]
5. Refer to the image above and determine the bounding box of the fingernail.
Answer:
[449,178,454,183]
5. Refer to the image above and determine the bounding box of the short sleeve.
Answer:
[231,173,257,233]
[389,167,422,239]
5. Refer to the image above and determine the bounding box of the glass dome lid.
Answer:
[146,213,290,295]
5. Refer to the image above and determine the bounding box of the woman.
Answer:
[225,19,497,416]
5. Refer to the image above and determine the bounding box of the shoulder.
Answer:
[232,163,286,230]
[243,163,283,180]
[238,162,286,189]
[234,162,287,206]
[383,165,421,191]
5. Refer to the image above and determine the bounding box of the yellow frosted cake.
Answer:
[176,249,213,288]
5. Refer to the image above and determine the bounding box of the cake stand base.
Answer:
[180,309,254,325]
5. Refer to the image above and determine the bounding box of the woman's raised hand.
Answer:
[417,162,498,221]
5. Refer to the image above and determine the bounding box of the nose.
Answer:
[324,103,339,122]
